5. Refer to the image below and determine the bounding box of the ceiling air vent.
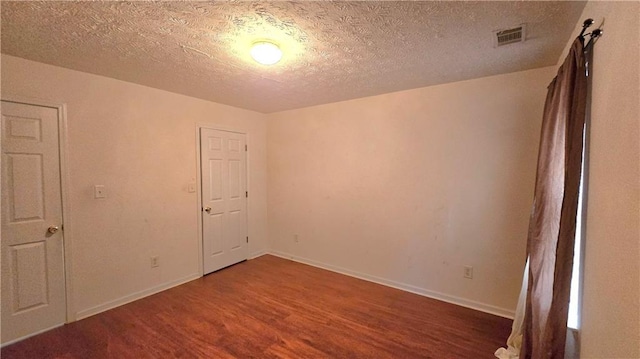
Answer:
[494,25,526,47]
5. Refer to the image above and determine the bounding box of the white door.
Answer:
[200,128,248,274]
[1,101,66,345]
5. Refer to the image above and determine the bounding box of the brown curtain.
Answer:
[520,37,588,359]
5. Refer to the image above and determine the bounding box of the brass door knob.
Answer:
[48,225,59,234]
[204,207,212,213]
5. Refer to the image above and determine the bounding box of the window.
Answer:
[568,128,587,330]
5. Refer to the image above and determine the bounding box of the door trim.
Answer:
[1,94,75,324]
[195,123,250,277]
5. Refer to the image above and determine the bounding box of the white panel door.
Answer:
[1,101,66,345]
[200,128,248,274]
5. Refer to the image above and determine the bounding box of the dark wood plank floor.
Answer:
[2,255,511,358]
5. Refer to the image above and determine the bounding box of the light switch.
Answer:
[188,182,196,193]
[94,185,107,199]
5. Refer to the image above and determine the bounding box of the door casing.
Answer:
[195,124,251,277]
[0,95,75,346]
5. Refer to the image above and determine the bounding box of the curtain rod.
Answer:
[579,18,603,50]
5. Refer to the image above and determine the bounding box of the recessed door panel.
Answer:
[229,210,241,250]
[209,159,223,201]
[228,160,240,199]
[5,115,42,141]
[11,242,49,312]
[208,213,224,256]
[208,136,222,151]
[228,139,240,152]
[7,154,45,222]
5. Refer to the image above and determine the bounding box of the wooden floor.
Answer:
[2,255,511,358]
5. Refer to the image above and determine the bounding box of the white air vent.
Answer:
[494,24,526,47]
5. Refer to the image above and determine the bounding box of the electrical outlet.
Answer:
[151,256,159,268]
[294,234,299,243]
[464,266,473,279]
[94,185,107,199]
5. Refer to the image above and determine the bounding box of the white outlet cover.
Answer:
[187,182,196,193]
[94,185,106,199]
[464,266,473,279]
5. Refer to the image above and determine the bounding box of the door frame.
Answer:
[1,95,75,325]
[195,124,250,277]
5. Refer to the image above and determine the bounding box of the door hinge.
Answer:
[245,144,247,151]
[246,236,249,243]
[245,191,248,198]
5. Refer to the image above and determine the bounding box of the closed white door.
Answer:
[200,128,248,274]
[1,101,66,345]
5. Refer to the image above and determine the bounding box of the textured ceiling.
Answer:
[1,1,586,113]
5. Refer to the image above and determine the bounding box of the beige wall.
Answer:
[561,2,640,357]
[267,66,557,316]
[1,55,269,319]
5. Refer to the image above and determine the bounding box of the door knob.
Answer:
[48,225,59,234]
[204,207,212,213]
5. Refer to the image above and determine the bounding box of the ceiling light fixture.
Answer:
[250,41,282,65]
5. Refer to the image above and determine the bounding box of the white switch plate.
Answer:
[94,185,107,199]
[187,182,196,193]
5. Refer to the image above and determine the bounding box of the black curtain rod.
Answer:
[579,18,603,50]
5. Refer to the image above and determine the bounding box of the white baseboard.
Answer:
[1,323,64,348]
[75,252,265,322]
[75,272,200,320]
[249,249,268,259]
[74,250,512,325]
[268,250,515,319]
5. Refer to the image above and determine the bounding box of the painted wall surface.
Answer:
[267,66,557,316]
[560,3,639,357]
[1,55,269,319]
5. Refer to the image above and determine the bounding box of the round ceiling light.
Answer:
[250,41,282,65]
